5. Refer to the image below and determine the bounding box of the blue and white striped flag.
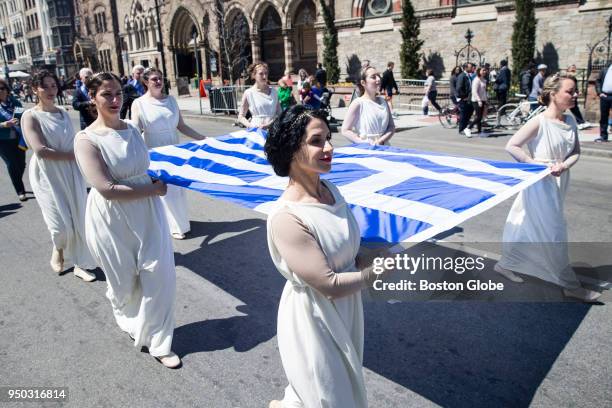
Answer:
[148,129,549,243]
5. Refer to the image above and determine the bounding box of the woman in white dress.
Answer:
[130,67,206,240]
[342,66,395,145]
[238,62,281,129]
[495,74,600,302]
[265,105,379,408]
[21,70,96,282]
[73,72,181,368]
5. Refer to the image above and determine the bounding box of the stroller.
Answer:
[319,87,338,126]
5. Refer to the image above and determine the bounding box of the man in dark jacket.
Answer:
[380,61,399,117]
[314,63,327,88]
[595,62,612,142]
[72,68,95,130]
[519,63,536,96]
[494,60,511,106]
[455,62,474,137]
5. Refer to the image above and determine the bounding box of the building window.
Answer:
[95,11,107,33]
[28,36,43,57]
[98,49,112,71]
[456,0,495,6]
[365,0,392,18]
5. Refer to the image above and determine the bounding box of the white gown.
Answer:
[498,114,580,289]
[75,124,176,356]
[133,95,189,235]
[244,87,279,127]
[353,96,391,145]
[267,180,367,408]
[27,108,95,270]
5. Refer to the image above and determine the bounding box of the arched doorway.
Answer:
[222,10,252,84]
[259,5,284,80]
[292,0,317,75]
[170,7,203,80]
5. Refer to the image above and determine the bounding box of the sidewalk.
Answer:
[172,91,612,158]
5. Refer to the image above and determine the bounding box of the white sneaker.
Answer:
[463,128,472,138]
[577,122,591,130]
[74,266,96,282]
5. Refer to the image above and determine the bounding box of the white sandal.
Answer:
[73,266,96,282]
[154,352,181,369]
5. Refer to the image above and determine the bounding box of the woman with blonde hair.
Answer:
[341,66,395,145]
[131,67,206,240]
[22,70,96,281]
[495,74,600,302]
[238,62,281,129]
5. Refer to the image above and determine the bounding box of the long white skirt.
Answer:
[159,184,190,234]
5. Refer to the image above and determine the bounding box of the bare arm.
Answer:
[341,100,363,143]
[22,111,74,160]
[177,112,206,140]
[505,116,541,164]
[237,92,252,128]
[129,99,144,131]
[74,134,167,201]
[271,211,374,299]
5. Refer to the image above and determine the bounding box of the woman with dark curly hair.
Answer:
[22,70,96,281]
[265,105,376,408]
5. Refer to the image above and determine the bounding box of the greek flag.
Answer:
[148,129,549,243]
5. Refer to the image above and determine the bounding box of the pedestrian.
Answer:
[309,75,323,110]
[528,64,547,109]
[565,65,591,130]
[277,78,294,110]
[237,62,281,129]
[0,78,27,201]
[281,69,294,88]
[341,66,395,145]
[594,61,612,142]
[72,68,95,130]
[73,72,180,368]
[56,75,66,105]
[449,66,462,106]
[455,62,475,138]
[120,65,145,119]
[422,68,442,116]
[495,74,600,302]
[494,59,511,107]
[519,62,536,96]
[24,82,34,103]
[314,62,327,87]
[265,105,378,408]
[21,70,96,281]
[470,66,489,135]
[299,81,315,109]
[131,67,206,240]
[380,61,399,118]
[296,69,309,103]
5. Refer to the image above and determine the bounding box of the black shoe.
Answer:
[594,137,609,143]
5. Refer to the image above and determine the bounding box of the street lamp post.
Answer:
[191,33,202,115]
[0,27,10,83]
[153,0,169,94]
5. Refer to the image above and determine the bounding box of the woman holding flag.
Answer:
[131,67,206,240]
[74,72,180,368]
[0,78,28,201]
[21,70,96,281]
[342,66,395,145]
[238,62,281,129]
[265,105,381,408]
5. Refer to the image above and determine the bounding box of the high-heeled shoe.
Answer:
[50,248,64,273]
[73,266,96,282]
[563,287,601,302]
[494,263,524,283]
[153,352,181,369]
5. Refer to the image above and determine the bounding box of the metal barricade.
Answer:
[394,79,451,112]
[208,85,248,114]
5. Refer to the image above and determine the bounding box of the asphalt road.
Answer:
[0,111,610,407]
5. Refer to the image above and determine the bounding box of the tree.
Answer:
[511,0,537,80]
[399,0,423,79]
[318,0,340,84]
[214,0,252,84]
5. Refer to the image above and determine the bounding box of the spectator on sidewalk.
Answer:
[470,66,489,135]
[565,65,591,130]
[520,63,536,96]
[449,66,462,106]
[595,61,612,142]
[315,63,327,87]
[455,62,475,138]
[72,68,95,130]
[120,65,145,119]
[494,59,511,107]
[381,61,399,118]
[529,64,547,108]
[422,68,442,116]
[296,69,309,103]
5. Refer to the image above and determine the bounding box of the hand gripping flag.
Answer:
[148,129,549,243]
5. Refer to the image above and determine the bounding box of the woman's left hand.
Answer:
[550,162,566,177]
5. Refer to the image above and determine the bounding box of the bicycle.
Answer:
[438,100,498,129]
[496,94,545,129]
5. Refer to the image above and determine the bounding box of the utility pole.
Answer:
[154,0,169,93]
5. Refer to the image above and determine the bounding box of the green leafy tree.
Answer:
[318,0,340,83]
[511,0,537,79]
[399,0,423,78]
